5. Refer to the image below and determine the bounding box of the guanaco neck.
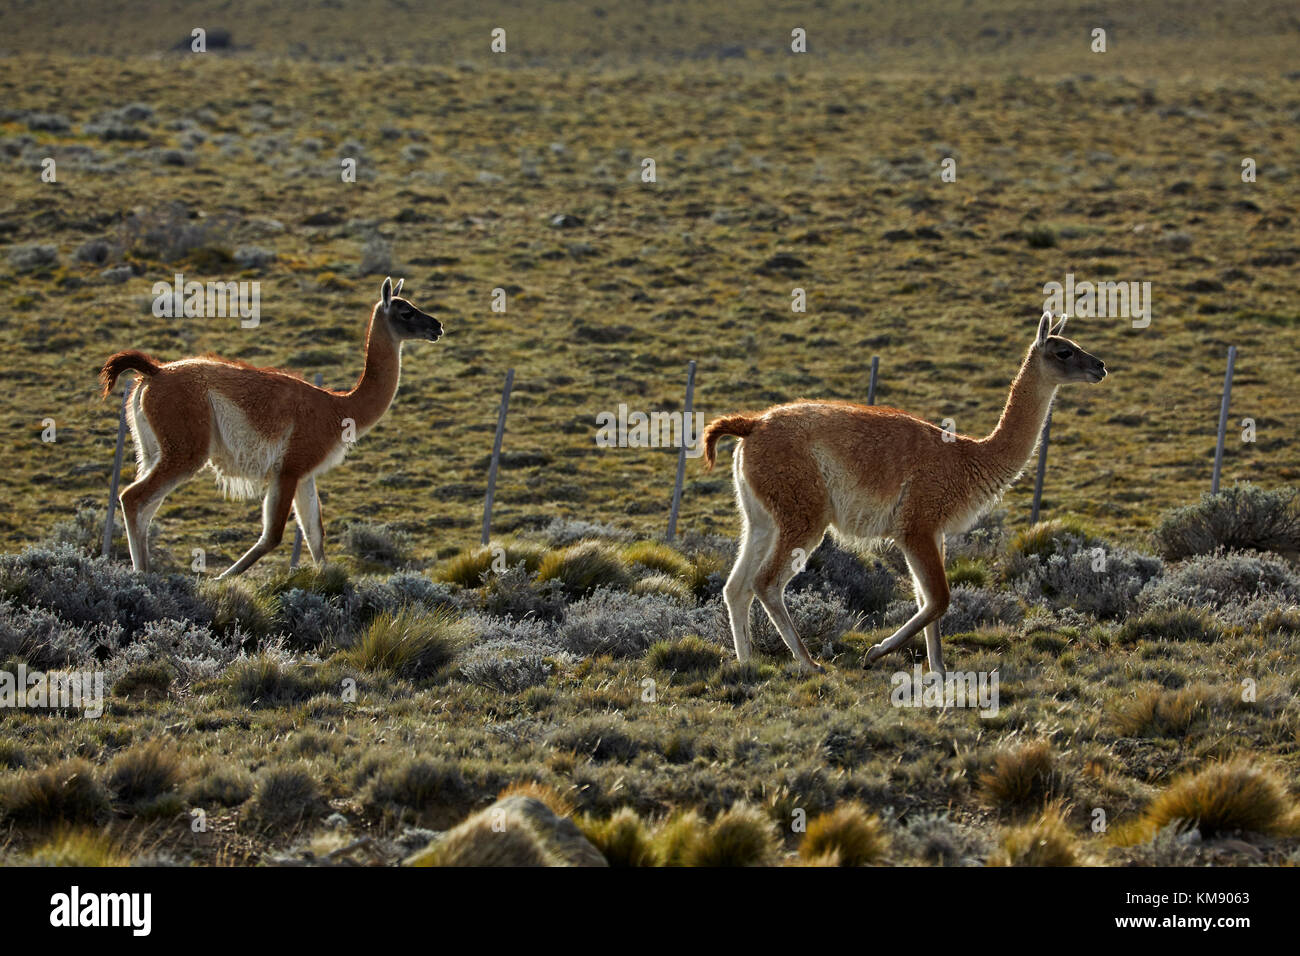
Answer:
[976,346,1058,485]
[337,307,402,433]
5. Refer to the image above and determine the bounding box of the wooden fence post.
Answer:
[1211,346,1237,495]
[667,360,697,540]
[867,355,879,405]
[102,384,131,559]
[1030,409,1052,525]
[481,369,514,546]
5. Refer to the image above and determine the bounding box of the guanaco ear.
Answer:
[1036,311,1053,346]
[380,277,393,310]
[393,277,404,298]
[1052,314,1068,337]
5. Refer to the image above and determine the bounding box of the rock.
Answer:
[404,796,607,867]
[550,213,583,228]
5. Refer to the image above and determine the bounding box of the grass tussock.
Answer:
[0,758,111,827]
[621,540,693,579]
[645,634,725,674]
[200,578,273,637]
[1138,758,1294,838]
[26,828,130,867]
[435,541,546,587]
[578,807,657,866]
[1116,606,1224,644]
[106,740,183,805]
[111,660,173,700]
[683,803,779,867]
[630,573,695,603]
[989,805,1084,866]
[497,780,577,818]
[409,809,558,867]
[536,540,631,597]
[799,803,890,866]
[980,740,1067,811]
[243,765,325,832]
[342,607,471,679]
[1009,517,1097,559]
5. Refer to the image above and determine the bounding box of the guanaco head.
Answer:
[377,276,443,342]
[1033,312,1106,385]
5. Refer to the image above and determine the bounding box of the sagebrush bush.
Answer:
[1141,758,1293,837]
[558,588,721,657]
[792,539,896,621]
[458,639,555,692]
[752,588,861,657]
[893,812,992,866]
[0,546,210,636]
[0,600,122,670]
[343,607,470,679]
[1154,484,1300,560]
[536,540,631,597]
[106,617,245,689]
[800,803,889,866]
[930,585,1022,634]
[1139,550,1300,610]
[274,588,350,650]
[1009,536,1163,619]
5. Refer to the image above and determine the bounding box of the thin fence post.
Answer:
[102,384,131,559]
[1211,346,1237,495]
[482,368,514,546]
[867,355,879,405]
[291,372,326,567]
[1030,409,1052,525]
[667,360,697,540]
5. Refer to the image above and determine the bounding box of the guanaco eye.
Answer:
[1055,348,1073,359]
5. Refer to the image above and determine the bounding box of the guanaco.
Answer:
[702,313,1106,674]
[98,278,442,577]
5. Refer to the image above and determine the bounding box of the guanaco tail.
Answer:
[98,278,442,578]
[701,312,1107,674]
